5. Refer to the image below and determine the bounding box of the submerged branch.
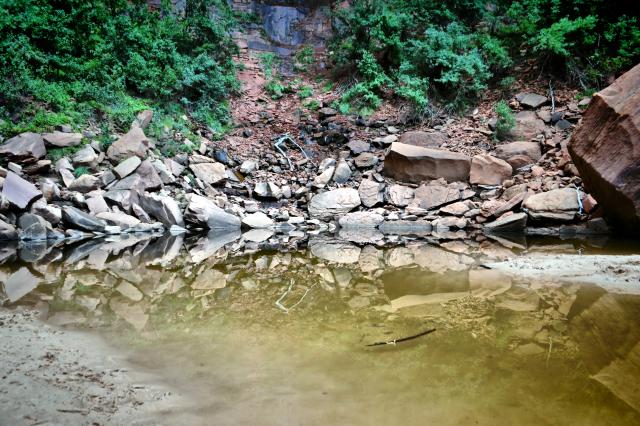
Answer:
[366,328,436,347]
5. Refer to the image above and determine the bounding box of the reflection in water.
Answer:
[2,232,640,424]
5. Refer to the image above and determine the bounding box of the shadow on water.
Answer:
[2,230,640,424]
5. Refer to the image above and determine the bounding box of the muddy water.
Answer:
[2,233,640,425]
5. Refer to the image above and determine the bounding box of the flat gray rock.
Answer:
[2,172,42,209]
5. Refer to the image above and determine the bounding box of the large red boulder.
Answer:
[569,63,640,233]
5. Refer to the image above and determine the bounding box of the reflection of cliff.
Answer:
[570,291,640,412]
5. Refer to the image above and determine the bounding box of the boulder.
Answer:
[358,179,385,208]
[240,160,259,174]
[383,142,471,183]
[412,182,462,210]
[242,212,274,229]
[0,219,18,240]
[313,166,335,188]
[107,127,151,161]
[399,130,446,148]
[387,184,415,207]
[522,188,580,221]
[68,174,101,193]
[332,160,352,183]
[62,206,105,232]
[513,111,547,141]
[113,156,142,179]
[18,213,49,240]
[139,193,184,228]
[484,212,527,233]
[2,172,42,209]
[254,182,282,200]
[43,131,83,147]
[470,154,513,185]
[494,141,542,169]
[135,159,163,190]
[308,188,361,220]
[72,145,98,165]
[353,152,378,168]
[440,201,470,216]
[185,195,240,229]
[0,132,46,163]
[516,93,548,109]
[569,63,640,233]
[132,109,153,129]
[96,211,141,228]
[346,140,370,154]
[338,211,384,228]
[189,162,226,185]
[30,199,61,225]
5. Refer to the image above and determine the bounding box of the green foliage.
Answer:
[298,85,314,99]
[0,0,239,135]
[259,52,280,79]
[294,46,315,72]
[73,166,90,178]
[46,143,86,162]
[331,0,640,113]
[265,80,286,99]
[494,100,516,141]
[304,99,320,111]
[330,1,511,113]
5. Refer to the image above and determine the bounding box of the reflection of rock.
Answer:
[338,227,384,244]
[469,269,512,298]
[412,244,471,273]
[243,229,274,243]
[592,341,640,413]
[192,269,227,290]
[309,239,361,264]
[495,287,540,311]
[386,247,414,267]
[3,267,40,302]
[389,292,469,311]
[109,298,148,331]
[189,230,241,263]
[358,245,384,273]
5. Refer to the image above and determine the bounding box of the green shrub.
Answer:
[73,166,90,178]
[0,0,239,135]
[294,46,314,72]
[494,100,516,141]
[298,85,314,99]
[305,99,320,110]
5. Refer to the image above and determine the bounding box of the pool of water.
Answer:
[1,232,640,425]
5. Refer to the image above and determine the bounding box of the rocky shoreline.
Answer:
[0,84,613,247]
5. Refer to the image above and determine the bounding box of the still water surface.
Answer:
[1,233,640,425]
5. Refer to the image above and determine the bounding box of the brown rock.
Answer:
[43,131,83,147]
[569,63,640,233]
[470,154,512,185]
[495,142,542,162]
[383,142,471,183]
[189,162,226,185]
[513,111,547,141]
[0,132,46,163]
[358,179,385,208]
[399,131,446,148]
[412,182,461,210]
[107,127,151,161]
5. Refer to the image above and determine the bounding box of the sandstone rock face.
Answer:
[399,131,446,148]
[470,154,513,185]
[523,188,580,221]
[308,188,361,219]
[569,63,640,233]
[107,127,151,161]
[0,133,46,163]
[383,143,471,183]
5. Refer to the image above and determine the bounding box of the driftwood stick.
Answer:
[549,80,556,113]
[366,328,436,347]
